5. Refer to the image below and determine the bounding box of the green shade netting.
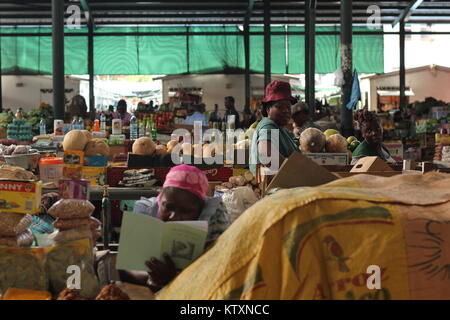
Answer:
[0,26,384,75]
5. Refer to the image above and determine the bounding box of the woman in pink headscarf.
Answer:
[119,164,230,292]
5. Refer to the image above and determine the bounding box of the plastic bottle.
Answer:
[39,119,46,135]
[100,113,106,133]
[151,120,157,140]
[130,115,138,140]
[71,116,79,130]
[139,119,145,138]
[145,119,151,137]
[78,117,84,130]
[93,120,100,132]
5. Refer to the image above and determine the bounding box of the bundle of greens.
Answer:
[26,103,54,135]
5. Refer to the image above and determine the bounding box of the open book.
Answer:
[116,211,208,271]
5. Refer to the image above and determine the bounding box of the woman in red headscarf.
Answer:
[249,80,300,176]
[119,164,230,292]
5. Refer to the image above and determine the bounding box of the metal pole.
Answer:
[340,0,354,138]
[52,0,65,120]
[0,27,2,113]
[400,20,406,110]
[244,23,251,114]
[186,26,190,73]
[305,0,316,115]
[88,21,95,113]
[263,0,271,88]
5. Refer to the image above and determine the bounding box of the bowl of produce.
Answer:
[1,145,40,171]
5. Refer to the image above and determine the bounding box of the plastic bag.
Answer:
[0,247,47,294]
[53,217,92,230]
[49,226,93,245]
[89,217,101,230]
[221,187,258,223]
[0,230,34,247]
[45,238,100,299]
[0,212,32,236]
[48,199,95,219]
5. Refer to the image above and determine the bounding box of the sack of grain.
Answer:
[157,172,450,300]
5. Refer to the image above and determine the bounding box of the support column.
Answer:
[263,0,271,88]
[244,23,251,114]
[0,29,2,113]
[340,0,354,138]
[305,0,316,115]
[399,20,406,110]
[88,21,95,113]
[52,0,65,120]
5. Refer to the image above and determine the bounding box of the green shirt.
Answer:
[351,140,394,164]
[249,118,300,175]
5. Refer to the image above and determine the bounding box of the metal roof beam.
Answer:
[392,0,424,27]
[80,0,96,29]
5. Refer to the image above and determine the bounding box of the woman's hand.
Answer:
[145,253,177,290]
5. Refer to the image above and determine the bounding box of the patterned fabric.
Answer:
[134,196,230,243]
[157,173,450,300]
[30,214,55,234]
[157,164,209,209]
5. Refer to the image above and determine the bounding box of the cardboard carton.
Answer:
[350,156,395,173]
[0,180,42,214]
[262,152,338,193]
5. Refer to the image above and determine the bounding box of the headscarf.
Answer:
[156,164,209,211]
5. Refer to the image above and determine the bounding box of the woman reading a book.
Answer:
[119,164,230,292]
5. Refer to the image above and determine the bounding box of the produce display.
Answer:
[84,138,110,156]
[63,130,109,156]
[7,119,33,142]
[132,137,156,156]
[215,170,261,198]
[300,128,326,153]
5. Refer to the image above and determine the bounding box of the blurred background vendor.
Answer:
[351,109,395,165]
[249,80,299,176]
[184,104,208,127]
[112,99,132,126]
[291,102,321,140]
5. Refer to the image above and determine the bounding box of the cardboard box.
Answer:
[81,166,107,186]
[63,164,83,179]
[262,152,338,193]
[63,150,84,166]
[350,157,395,173]
[84,155,108,167]
[303,153,349,166]
[0,180,42,214]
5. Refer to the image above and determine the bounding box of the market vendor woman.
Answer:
[351,109,396,165]
[118,164,230,293]
[249,80,300,176]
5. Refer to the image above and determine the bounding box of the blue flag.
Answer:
[346,69,361,110]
